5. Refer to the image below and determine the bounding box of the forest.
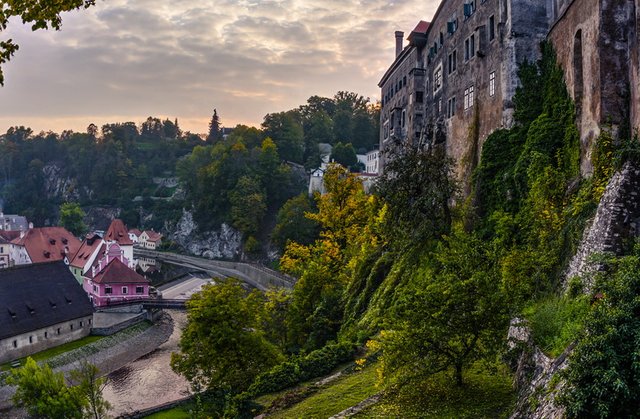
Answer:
[0,91,379,251]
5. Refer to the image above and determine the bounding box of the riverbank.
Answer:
[0,311,175,417]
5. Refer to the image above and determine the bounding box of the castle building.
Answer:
[380,0,640,179]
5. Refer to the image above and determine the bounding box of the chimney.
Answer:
[395,31,404,58]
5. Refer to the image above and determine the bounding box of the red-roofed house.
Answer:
[139,230,162,250]
[69,233,105,283]
[128,228,142,244]
[83,245,149,307]
[104,219,133,262]
[9,227,81,267]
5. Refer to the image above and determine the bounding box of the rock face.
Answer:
[168,209,242,259]
[84,207,122,232]
[43,164,91,202]
[507,319,569,419]
[565,161,640,290]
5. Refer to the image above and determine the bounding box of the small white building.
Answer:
[139,230,163,250]
[365,149,380,175]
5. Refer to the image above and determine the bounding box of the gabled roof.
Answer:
[88,258,149,285]
[129,228,142,237]
[11,227,81,264]
[143,230,162,242]
[105,219,133,245]
[69,234,104,269]
[0,261,93,340]
[0,230,20,241]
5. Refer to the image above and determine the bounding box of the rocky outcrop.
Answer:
[168,209,242,259]
[84,206,122,232]
[565,161,640,290]
[43,164,92,202]
[507,319,569,419]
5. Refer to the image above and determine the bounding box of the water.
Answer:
[102,310,191,416]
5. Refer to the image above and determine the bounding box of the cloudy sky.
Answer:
[0,0,438,134]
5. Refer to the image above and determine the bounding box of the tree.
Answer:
[207,108,222,143]
[329,142,358,169]
[70,361,111,419]
[59,202,87,236]
[229,176,267,237]
[171,280,283,393]
[262,111,304,163]
[272,193,319,251]
[0,0,96,85]
[379,228,510,387]
[560,247,640,418]
[7,357,86,419]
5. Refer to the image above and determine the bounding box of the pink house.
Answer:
[83,243,150,307]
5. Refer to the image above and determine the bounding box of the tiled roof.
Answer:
[129,229,142,237]
[412,20,430,34]
[0,261,93,340]
[88,258,149,285]
[69,234,104,269]
[105,219,133,245]
[143,230,162,242]
[0,230,20,241]
[11,227,81,264]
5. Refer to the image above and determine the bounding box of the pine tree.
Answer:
[207,109,223,143]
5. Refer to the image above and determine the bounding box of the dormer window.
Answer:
[49,238,56,245]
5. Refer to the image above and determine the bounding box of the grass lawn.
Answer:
[1,335,104,371]
[355,363,515,418]
[144,405,192,419]
[264,364,379,419]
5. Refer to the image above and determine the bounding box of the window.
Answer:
[438,99,442,114]
[12,340,17,348]
[80,321,83,327]
[70,323,74,331]
[489,15,495,41]
[89,318,92,325]
[122,286,128,295]
[433,65,443,93]
[401,110,406,128]
[105,286,112,295]
[447,97,456,118]
[464,0,476,19]
[415,91,424,103]
[29,336,33,344]
[439,32,444,47]
[464,86,475,110]
[489,71,496,97]
[45,331,48,339]
[447,19,458,35]
[465,35,476,61]
[448,50,457,74]
[403,76,407,87]
[57,328,61,335]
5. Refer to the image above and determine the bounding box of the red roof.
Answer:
[412,20,429,34]
[105,219,133,245]
[0,230,21,241]
[69,234,104,269]
[89,258,149,285]
[129,228,142,237]
[143,230,162,242]
[11,227,81,264]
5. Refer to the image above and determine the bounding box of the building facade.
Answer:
[0,262,94,364]
[379,0,640,182]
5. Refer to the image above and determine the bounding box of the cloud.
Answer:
[0,0,439,133]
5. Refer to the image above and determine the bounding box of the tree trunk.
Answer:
[455,363,464,386]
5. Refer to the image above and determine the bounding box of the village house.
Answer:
[104,219,134,262]
[69,233,105,283]
[9,227,81,267]
[83,243,150,307]
[0,209,29,231]
[128,228,142,244]
[139,230,162,250]
[0,261,94,364]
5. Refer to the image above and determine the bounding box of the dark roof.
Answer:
[88,258,149,285]
[0,261,94,340]
[0,230,20,241]
[105,219,133,245]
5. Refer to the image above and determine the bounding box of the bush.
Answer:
[248,342,356,396]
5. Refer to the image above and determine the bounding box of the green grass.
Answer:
[1,335,104,371]
[355,363,515,418]
[144,406,192,419]
[263,364,379,419]
[523,295,589,357]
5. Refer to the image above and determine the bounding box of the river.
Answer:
[102,310,191,416]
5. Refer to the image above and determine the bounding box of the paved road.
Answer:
[160,276,214,300]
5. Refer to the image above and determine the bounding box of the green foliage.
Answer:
[69,360,111,419]
[7,357,86,419]
[379,227,511,387]
[523,295,589,357]
[560,248,640,418]
[59,202,88,237]
[271,193,320,252]
[330,142,358,169]
[171,280,284,393]
[248,342,356,396]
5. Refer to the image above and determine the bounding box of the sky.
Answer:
[0,0,438,135]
